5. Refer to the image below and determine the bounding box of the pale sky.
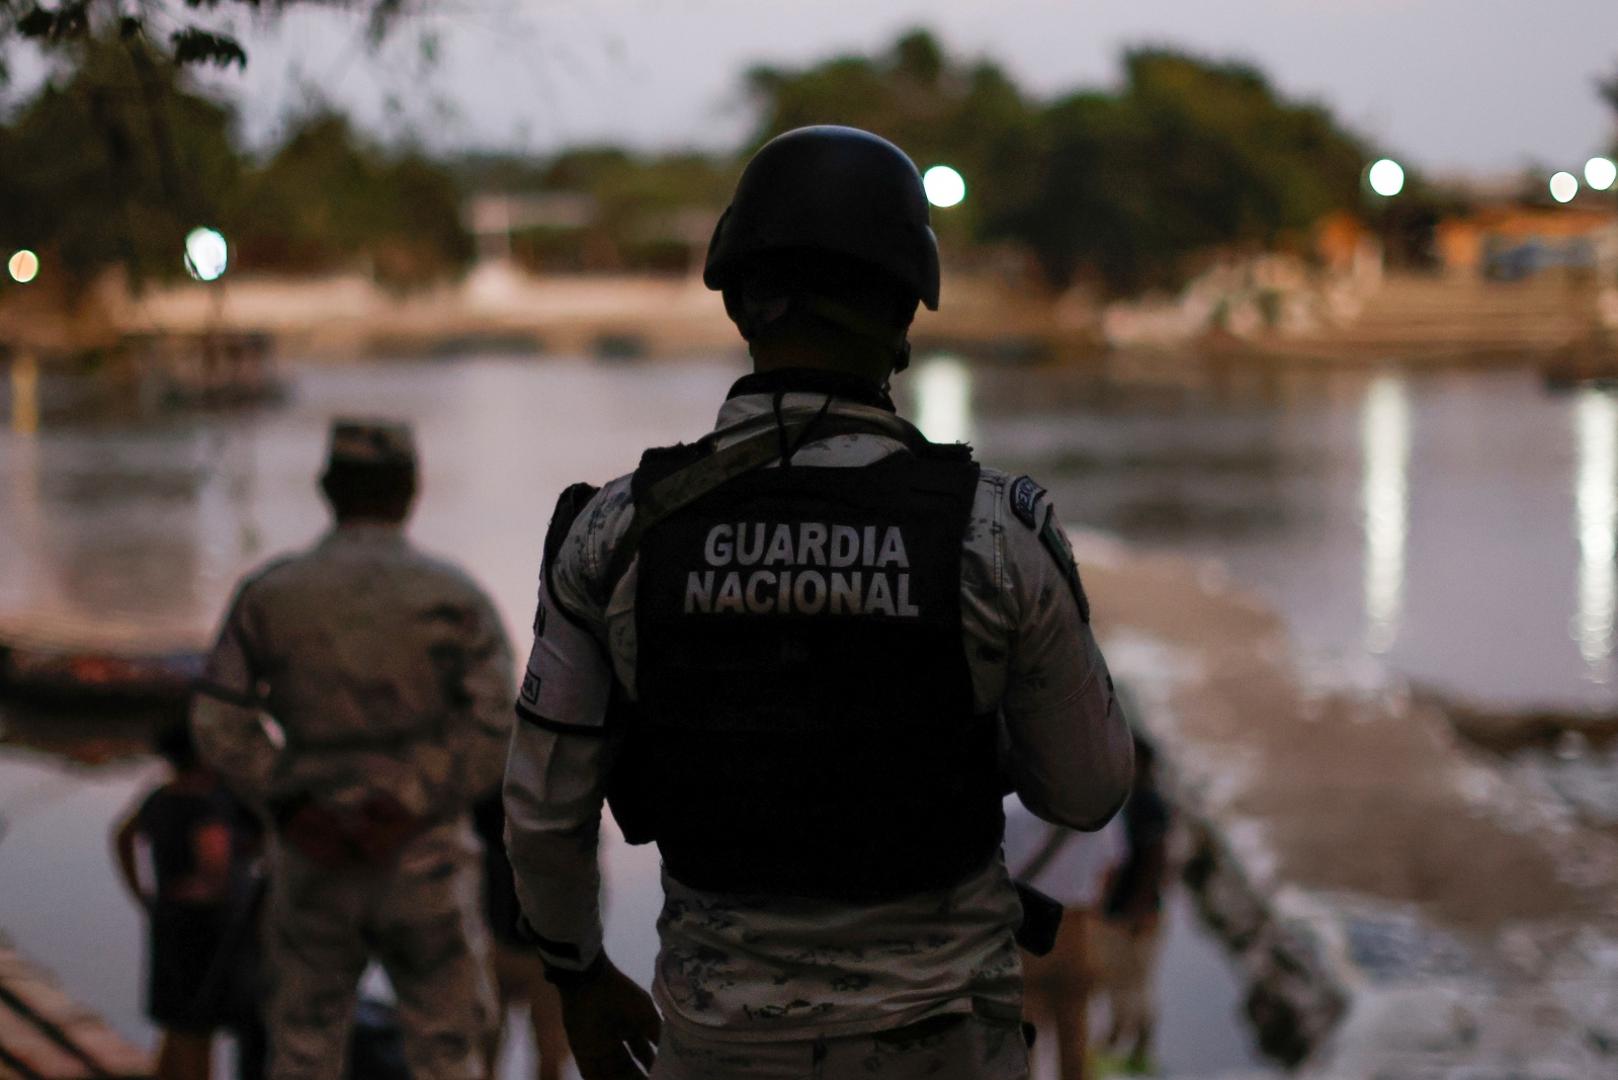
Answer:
[171,0,1618,174]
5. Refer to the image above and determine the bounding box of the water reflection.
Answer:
[910,354,974,445]
[1360,374,1411,654]
[1574,390,1617,681]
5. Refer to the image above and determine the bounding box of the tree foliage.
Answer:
[744,30,1042,248]
[1,0,406,74]
[233,111,472,289]
[0,38,241,286]
[0,46,469,291]
[743,32,1375,292]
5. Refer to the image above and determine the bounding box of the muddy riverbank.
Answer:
[1078,537,1618,1077]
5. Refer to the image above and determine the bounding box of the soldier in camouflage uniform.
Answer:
[504,128,1134,1079]
[192,420,514,1080]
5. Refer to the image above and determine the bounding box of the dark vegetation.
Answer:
[0,24,1470,296]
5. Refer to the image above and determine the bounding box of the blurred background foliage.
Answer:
[0,25,1499,296]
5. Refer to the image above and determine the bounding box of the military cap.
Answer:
[326,418,417,470]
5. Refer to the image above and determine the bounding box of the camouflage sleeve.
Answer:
[448,585,517,803]
[999,478,1133,830]
[191,582,282,808]
[502,482,625,972]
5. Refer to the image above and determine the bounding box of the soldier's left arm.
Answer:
[447,584,518,801]
[191,582,281,809]
[504,481,624,975]
[999,478,1134,830]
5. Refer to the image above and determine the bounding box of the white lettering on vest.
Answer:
[830,571,862,614]
[865,572,896,616]
[799,522,828,566]
[746,570,777,613]
[704,525,733,567]
[765,524,795,565]
[736,524,765,566]
[715,571,746,613]
[830,525,860,567]
[876,526,909,568]
[793,571,828,615]
[897,573,920,617]
[685,570,715,613]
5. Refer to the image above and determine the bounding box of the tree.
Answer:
[1,0,407,76]
[742,29,1043,248]
[0,38,240,289]
[1005,50,1372,291]
[231,111,472,288]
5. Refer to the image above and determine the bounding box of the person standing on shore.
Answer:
[503,125,1134,1080]
[1097,735,1174,1074]
[1003,801,1126,1080]
[113,721,264,1080]
[191,419,514,1080]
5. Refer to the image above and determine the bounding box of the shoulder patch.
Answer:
[1009,475,1047,529]
[1039,516,1091,624]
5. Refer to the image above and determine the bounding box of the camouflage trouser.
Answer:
[265,823,496,1080]
[650,1013,1029,1080]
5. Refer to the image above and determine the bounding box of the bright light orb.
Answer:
[184,227,229,282]
[1550,171,1580,204]
[8,249,39,284]
[1585,156,1617,192]
[1367,158,1405,198]
[923,165,967,209]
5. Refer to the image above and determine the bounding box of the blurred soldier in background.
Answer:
[504,126,1134,1080]
[191,419,514,1080]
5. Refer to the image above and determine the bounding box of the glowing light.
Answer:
[1367,158,1405,198]
[1574,390,1617,680]
[911,354,974,445]
[923,165,966,209]
[1585,156,1617,192]
[184,227,229,282]
[8,249,39,284]
[1549,172,1579,204]
[1361,374,1410,654]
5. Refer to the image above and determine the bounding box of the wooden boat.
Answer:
[0,639,202,708]
[0,613,204,710]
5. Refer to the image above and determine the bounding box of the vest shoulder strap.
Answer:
[543,481,600,630]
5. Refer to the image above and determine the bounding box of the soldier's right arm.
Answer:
[191,582,283,809]
[503,481,625,974]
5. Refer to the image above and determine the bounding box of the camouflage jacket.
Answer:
[193,523,515,822]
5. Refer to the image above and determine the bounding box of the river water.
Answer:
[2,352,1614,1076]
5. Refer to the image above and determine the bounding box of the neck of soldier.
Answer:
[332,508,410,529]
[749,330,894,388]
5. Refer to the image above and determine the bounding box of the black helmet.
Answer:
[704,126,940,310]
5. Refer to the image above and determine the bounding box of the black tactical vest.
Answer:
[608,426,1004,902]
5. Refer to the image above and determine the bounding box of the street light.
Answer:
[184,227,229,281]
[7,249,39,284]
[1367,158,1405,198]
[922,165,967,209]
[1550,172,1580,204]
[1585,156,1617,192]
